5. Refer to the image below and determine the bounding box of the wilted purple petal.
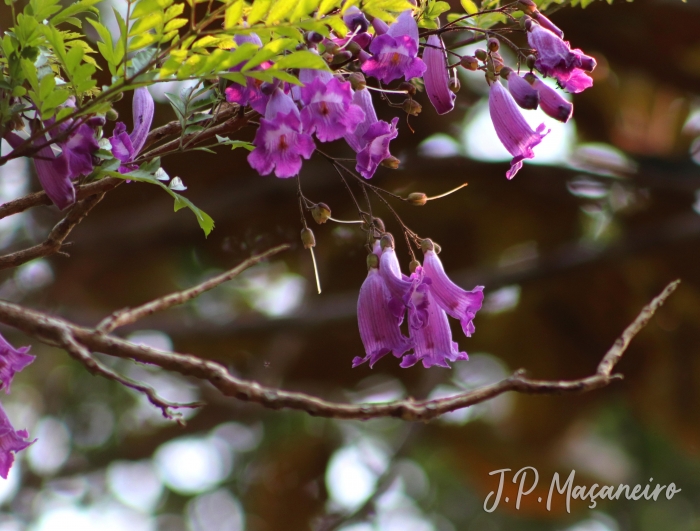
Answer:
[422,247,484,337]
[300,77,365,142]
[488,81,549,179]
[423,35,455,115]
[356,117,399,179]
[526,73,573,122]
[0,402,35,479]
[0,334,34,394]
[129,87,154,156]
[354,268,412,368]
[505,71,540,110]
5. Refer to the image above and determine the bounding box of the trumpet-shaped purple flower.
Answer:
[344,88,399,179]
[0,334,34,394]
[488,80,549,179]
[362,10,426,84]
[248,89,315,178]
[0,402,35,479]
[423,35,455,115]
[354,252,412,368]
[299,71,365,142]
[503,69,540,110]
[379,244,429,330]
[526,21,596,93]
[421,242,484,338]
[110,87,155,173]
[525,73,573,122]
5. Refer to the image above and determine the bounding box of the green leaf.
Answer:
[131,0,172,20]
[51,0,101,25]
[224,0,244,28]
[242,38,296,70]
[39,72,55,100]
[248,0,272,25]
[164,17,187,32]
[271,50,328,70]
[460,0,478,13]
[65,44,83,73]
[130,12,164,36]
[267,0,296,24]
[129,33,158,52]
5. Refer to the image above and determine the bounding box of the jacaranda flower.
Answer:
[502,68,540,110]
[0,334,34,394]
[110,87,154,173]
[224,33,271,114]
[362,10,426,84]
[423,35,456,115]
[488,79,549,179]
[524,73,573,123]
[0,401,35,479]
[299,70,365,142]
[248,88,315,178]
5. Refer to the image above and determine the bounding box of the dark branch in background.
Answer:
[0,248,680,421]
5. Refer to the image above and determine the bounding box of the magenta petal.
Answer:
[355,268,412,368]
[422,250,484,338]
[558,68,594,93]
[488,81,549,179]
[33,147,75,210]
[388,10,419,42]
[0,334,34,394]
[300,77,365,142]
[356,117,399,179]
[128,87,154,156]
[424,35,455,115]
[0,402,35,479]
[529,75,573,122]
[506,73,540,110]
[62,123,99,179]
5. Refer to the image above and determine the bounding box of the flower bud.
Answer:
[399,81,416,96]
[367,252,379,269]
[345,40,362,57]
[323,41,340,55]
[449,77,461,93]
[407,192,428,206]
[348,72,366,90]
[487,38,500,52]
[322,52,334,63]
[305,31,324,44]
[402,99,422,116]
[460,55,479,71]
[311,203,331,224]
[373,217,385,233]
[409,259,421,273]
[526,54,537,70]
[332,50,354,65]
[521,15,534,31]
[380,233,395,250]
[490,52,504,73]
[517,0,537,14]
[500,66,513,79]
[475,48,487,61]
[106,108,119,121]
[301,227,316,249]
[380,156,400,169]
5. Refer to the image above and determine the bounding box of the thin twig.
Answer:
[97,244,290,333]
[0,280,680,422]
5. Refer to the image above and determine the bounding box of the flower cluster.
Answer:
[0,334,35,479]
[355,235,483,369]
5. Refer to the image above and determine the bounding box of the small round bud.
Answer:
[487,38,500,52]
[305,31,324,44]
[460,55,479,71]
[106,108,119,121]
[499,66,513,79]
[380,233,395,250]
[373,217,386,233]
[348,72,366,91]
[331,50,353,65]
[523,72,537,85]
[517,0,537,15]
[322,52,334,63]
[449,77,461,93]
[295,43,308,51]
[407,192,428,206]
[521,15,534,31]
[301,227,316,249]
[409,259,421,273]
[311,203,331,224]
[367,252,379,269]
[380,156,400,169]
[402,98,422,116]
[398,81,416,96]
[526,54,537,70]
[420,239,435,253]
[323,41,340,55]
[474,48,487,61]
[345,40,362,57]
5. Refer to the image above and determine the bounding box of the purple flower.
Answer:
[248,89,315,178]
[343,6,370,33]
[488,80,549,179]
[0,334,34,394]
[526,21,596,94]
[110,87,155,172]
[503,69,539,110]
[344,88,399,179]
[299,71,365,142]
[378,242,429,330]
[423,35,455,115]
[224,33,271,114]
[532,12,563,38]
[421,241,484,338]
[362,10,426,84]
[525,73,573,122]
[354,248,412,368]
[0,402,35,479]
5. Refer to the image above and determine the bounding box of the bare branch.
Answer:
[0,192,106,270]
[0,279,680,422]
[96,244,290,333]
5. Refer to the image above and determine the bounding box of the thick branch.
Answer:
[0,280,679,422]
[96,244,290,333]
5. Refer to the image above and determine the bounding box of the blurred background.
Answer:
[1,0,700,529]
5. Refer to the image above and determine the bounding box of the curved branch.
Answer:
[0,278,679,422]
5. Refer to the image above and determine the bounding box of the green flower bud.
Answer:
[367,252,379,269]
[449,77,461,93]
[487,38,500,52]
[301,227,316,249]
[380,233,395,250]
[106,108,119,121]
[402,99,422,116]
[526,54,537,70]
[311,203,331,224]
[407,193,428,206]
[349,72,366,91]
[475,48,488,61]
[420,239,434,253]
[409,259,421,273]
[399,81,417,96]
[380,156,400,169]
[460,55,479,71]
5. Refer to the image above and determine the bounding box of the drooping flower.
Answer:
[524,73,573,123]
[420,240,484,338]
[423,35,456,115]
[502,68,540,110]
[526,20,596,94]
[354,247,412,368]
[362,10,426,84]
[224,33,271,114]
[0,334,34,394]
[110,87,155,173]
[0,402,35,479]
[488,79,549,179]
[299,70,365,142]
[344,88,399,179]
[247,88,315,178]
